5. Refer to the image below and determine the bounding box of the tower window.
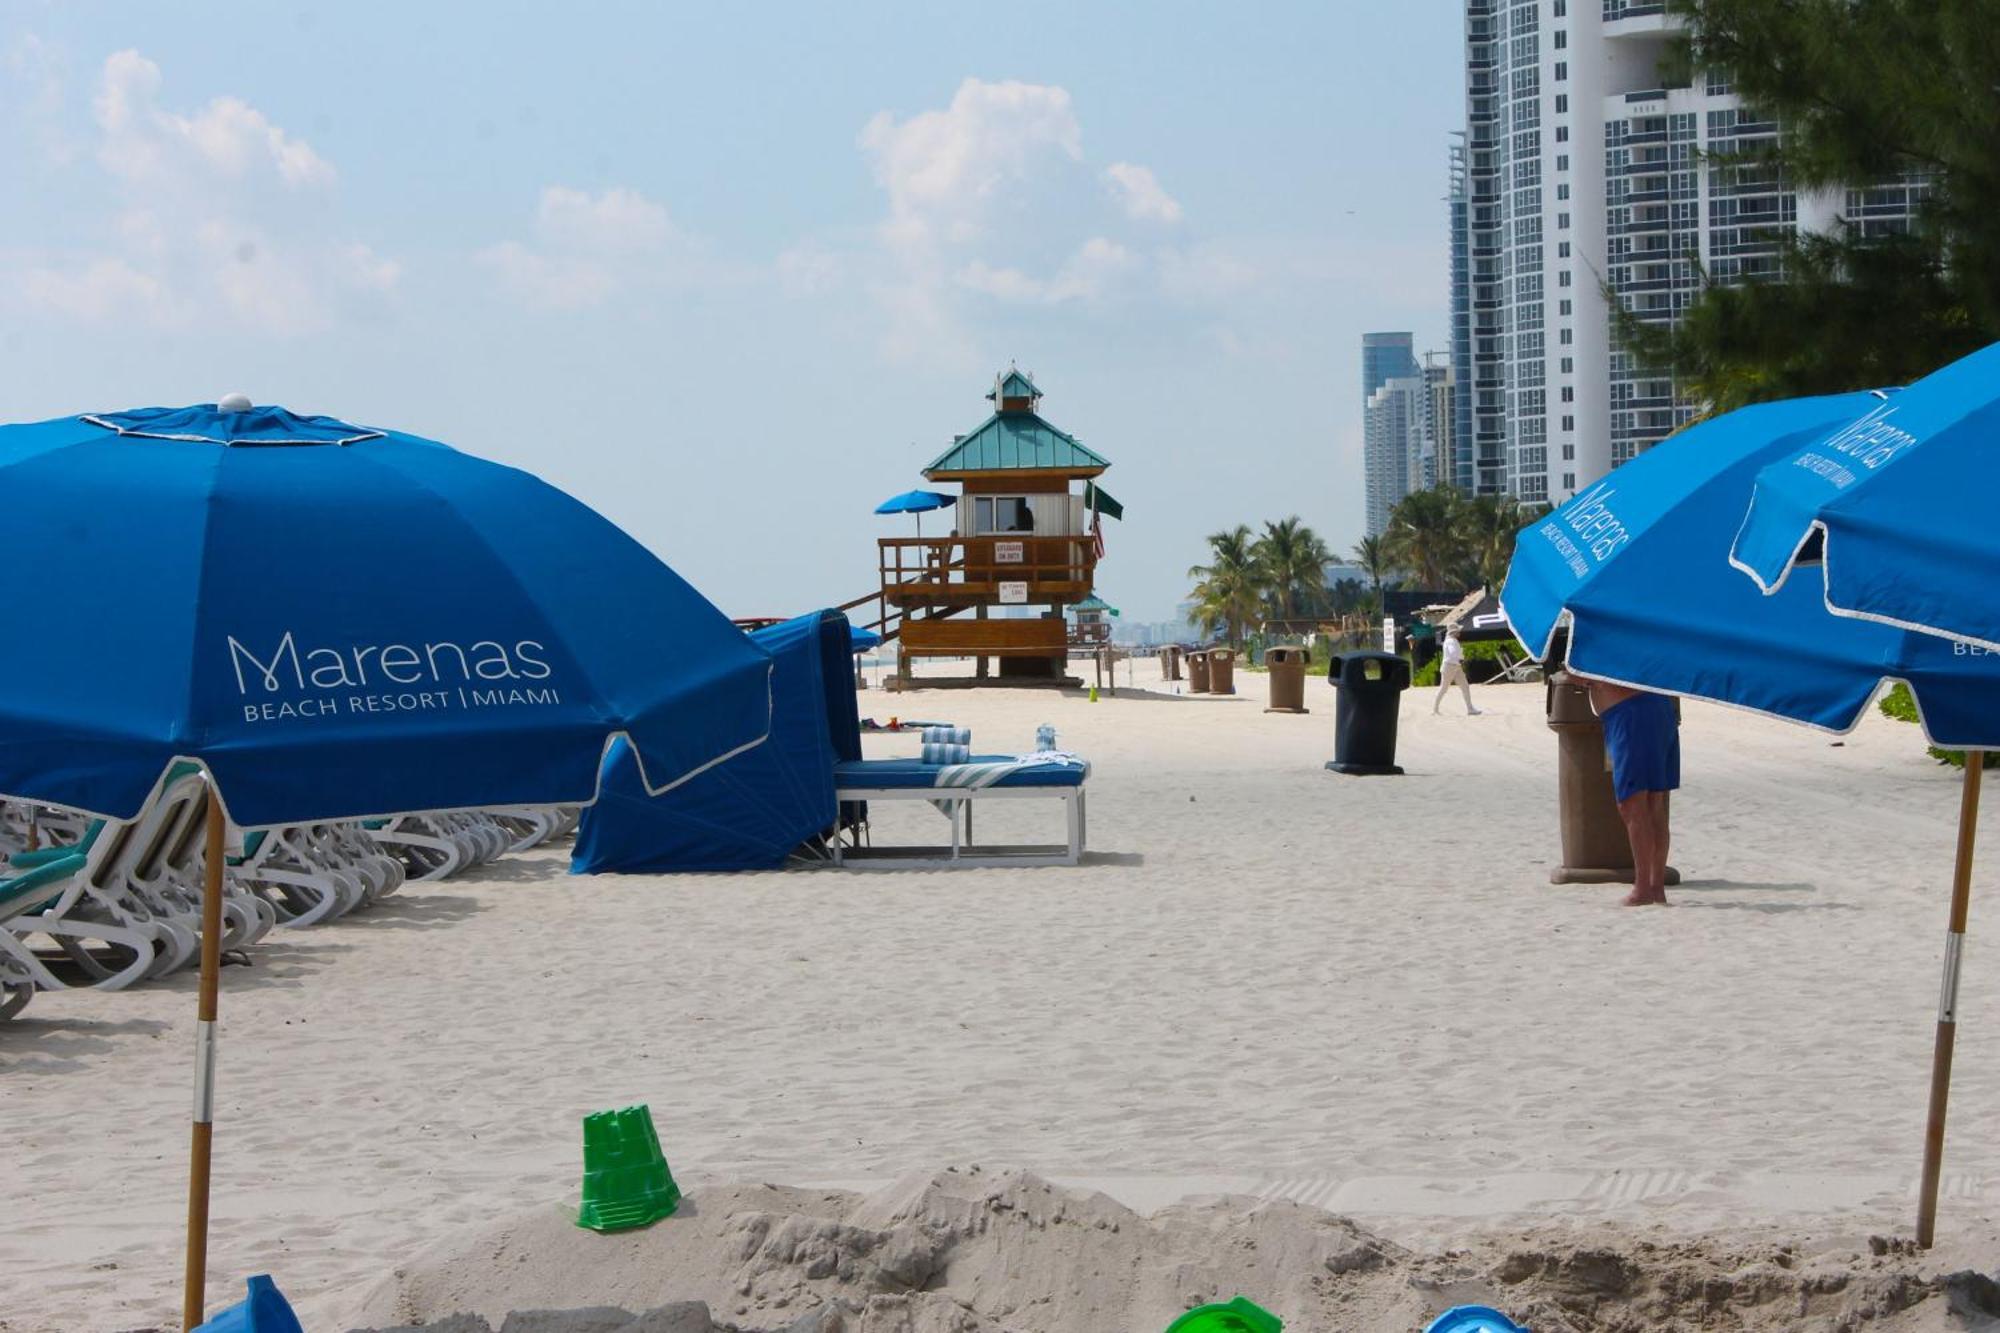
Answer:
[973,496,1036,535]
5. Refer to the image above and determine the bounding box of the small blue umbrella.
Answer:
[874,487,955,538]
[1733,341,2000,651]
[0,399,774,1325]
[1503,389,2000,1247]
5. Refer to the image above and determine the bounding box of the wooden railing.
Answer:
[878,535,1096,608]
[833,589,894,640]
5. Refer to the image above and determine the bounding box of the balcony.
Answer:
[880,535,1096,610]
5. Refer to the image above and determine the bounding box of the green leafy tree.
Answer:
[1457,493,1550,592]
[1383,488,1467,590]
[1619,1,2000,407]
[1253,516,1334,621]
[1187,525,1266,647]
[1350,534,1394,616]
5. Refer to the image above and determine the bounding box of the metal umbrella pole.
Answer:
[1917,755,1983,1247]
[182,777,227,1330]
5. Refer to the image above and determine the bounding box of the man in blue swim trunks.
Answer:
[1579,677,1679,906]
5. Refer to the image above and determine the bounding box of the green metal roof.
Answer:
[923,410,1109,476]
[1070,593,1120,616]
[990,368,1042,402]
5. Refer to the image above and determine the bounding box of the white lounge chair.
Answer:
[832,754,1089,869]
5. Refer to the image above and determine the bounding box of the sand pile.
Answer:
[328,1168,2000,1332]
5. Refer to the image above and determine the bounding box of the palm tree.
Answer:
[1253,516,1334,622]
[1456,494,1550,592]
[1327,577,1367,617]
[1350,534,1392,616]
[1383,488,1468,590]
[1187,525,1265,647]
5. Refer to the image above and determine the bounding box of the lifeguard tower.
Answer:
[872,368,1114,689]
[1067,593,1118,651]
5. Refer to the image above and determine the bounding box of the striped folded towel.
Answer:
[920,742,972,765]
[921,726,970,746]
[933,754,1090,788]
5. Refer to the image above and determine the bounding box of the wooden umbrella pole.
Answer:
[182,783,226,1330]
[1917,755,1983,1248]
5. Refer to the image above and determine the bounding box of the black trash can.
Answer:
[1324,650,1411,775]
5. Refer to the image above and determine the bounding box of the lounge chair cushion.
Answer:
[835,756,1089,790]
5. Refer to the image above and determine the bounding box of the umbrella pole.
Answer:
[181,782,226,1330]
[1917,754,1983,1248]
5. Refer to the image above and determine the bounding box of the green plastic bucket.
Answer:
[576,1104,681,1233]
[1164,1296,1283,1333]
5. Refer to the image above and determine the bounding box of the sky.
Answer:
[0,2,1463,623]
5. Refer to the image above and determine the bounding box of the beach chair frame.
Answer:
[829,784,1086,869]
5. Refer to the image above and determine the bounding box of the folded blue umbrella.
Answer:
[1732,340,2000,650]
[1503,390,2000,746]
[0,403,774,826]
[572,610,861,873]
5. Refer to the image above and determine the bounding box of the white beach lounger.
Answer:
[831,754,1089,869]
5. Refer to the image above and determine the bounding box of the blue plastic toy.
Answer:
[193,1274,304,1333]
[1424,1305,1527,1333]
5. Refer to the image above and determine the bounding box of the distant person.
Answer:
[1433,628,1482,716]
[1576,675,1678,907]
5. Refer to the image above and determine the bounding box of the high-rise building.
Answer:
[1456,1,1921,505]
[1446,135,1482,494]
[1422,352,1455,492]
[1363,374,1426,538]
[1361,331,1420,403]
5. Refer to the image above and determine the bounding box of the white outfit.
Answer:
[1434,636,1480,714]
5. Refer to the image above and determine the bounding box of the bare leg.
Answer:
[1652,791,1671,889]
[1617,793,1667,906]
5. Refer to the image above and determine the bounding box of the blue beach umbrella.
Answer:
[0,399,774,1325]
[1729,342,2000,1247]
[874,487,955,538]
[1502,389,2000,1247]
[1732,341,2000,651]
[0,403,773,824]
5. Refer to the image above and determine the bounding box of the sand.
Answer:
[7,659,2000,1330]
[329,1168,2000,1332]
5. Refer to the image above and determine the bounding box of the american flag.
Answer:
[1090,507,1105,561]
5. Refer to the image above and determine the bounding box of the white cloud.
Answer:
[811,78,1225,360]
[775,242,843,298]
[7,33,76,163]
[534,186,673,252]
[957,237,1137,305]
[95,49,333,189]
[5,51,392,335]
[1156,243,1259,302]
[20,256,181,326]
[1104,162,1182,224]
[860,78,1083,252]
[478,241,615,310]
[479,186,693,309]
